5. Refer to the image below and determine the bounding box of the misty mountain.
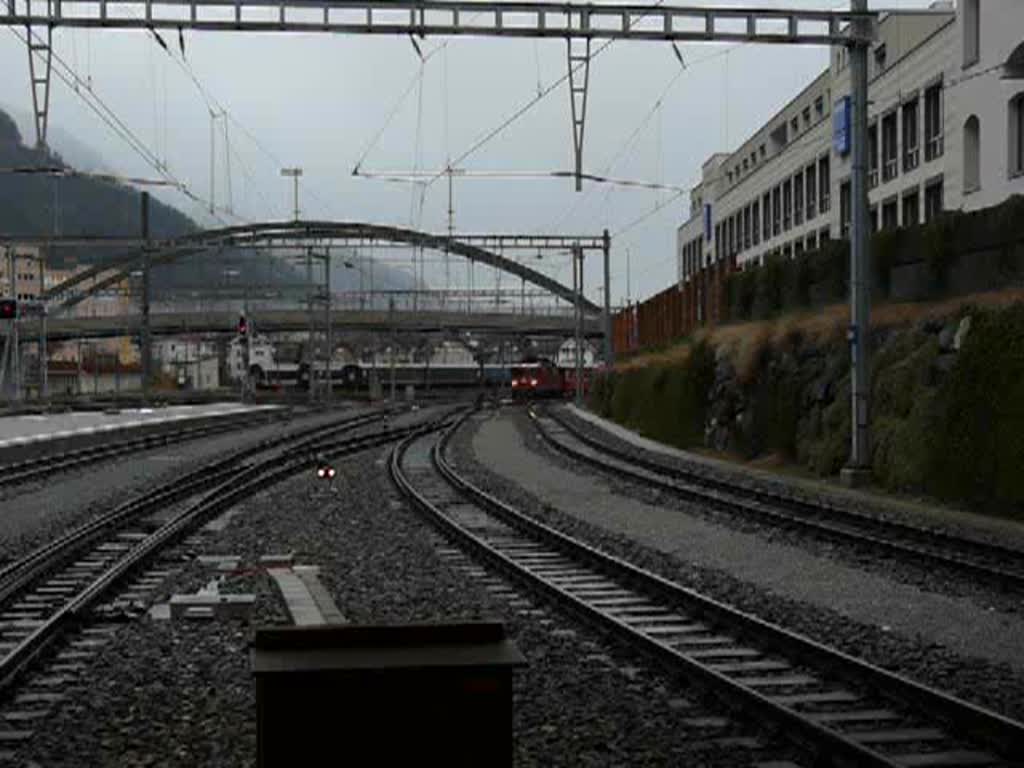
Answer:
[0,106,416,298]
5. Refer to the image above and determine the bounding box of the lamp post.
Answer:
[280,167,302,222]
[223,268,249,401]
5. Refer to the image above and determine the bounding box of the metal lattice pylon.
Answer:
[24,0,54,149]
[567,18,591,193]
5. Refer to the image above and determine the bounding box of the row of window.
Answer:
[746,228,833,269]
[973,95,1024,187]
[713,155,833,267]
[679,237,703,282]
[867,82,944,191]
[683,178,949,281]
[839,177,944,237]
[725,95,829,188]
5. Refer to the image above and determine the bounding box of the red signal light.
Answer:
[237,315,248,336]
[0,299,16,320]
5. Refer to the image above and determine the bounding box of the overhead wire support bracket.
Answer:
[2,2,877,46]
[566,14,591,193]
[24,0,54,149]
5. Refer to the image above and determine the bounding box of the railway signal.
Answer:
[0,299,17,320]
[238,314,248,337]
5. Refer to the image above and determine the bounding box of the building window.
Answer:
[759,144,766,159]
[815,96,824,117]
[903,97,920,172]
[870,206,878,234]
[874,43,887,71]
[806,232,818,252]
[794,172,804,226]
[762,193,771,241]
[772,186,781,237]
[819,156,831,213]
[840,181,852,239]
[743,206,752,250]
[806,164,817,220]
[715,223,722,261]
[791,117,800,136]
[882,199,898,231]
[925,82,944,161]
[1010,94,1024,178]
[963,0,980,68]
[882,112,898,183]
[795,240,804,258]
[868,122,879,189]
[728,217,736,256]
[783,179,792,231]
[803,107,811,128]
[924,178,944,222]
[752,201,761,245]
[963,115,981,193]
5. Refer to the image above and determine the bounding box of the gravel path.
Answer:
[21,407,803,767]
[541,406,1024,615]
[0,407,363,568]
[456,407,1024,722]
[565,404,1024,551]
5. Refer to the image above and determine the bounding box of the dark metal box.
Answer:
[251,621,526,767]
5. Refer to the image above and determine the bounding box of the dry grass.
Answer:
[616,286,1024,372]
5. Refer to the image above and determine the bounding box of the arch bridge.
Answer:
[35,220,608,319]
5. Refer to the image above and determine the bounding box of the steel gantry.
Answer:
[2,0,879,474]
[4,0,875,189]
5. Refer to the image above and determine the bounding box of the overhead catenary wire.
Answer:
[5,25,231,226]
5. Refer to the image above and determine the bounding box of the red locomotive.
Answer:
[510,358,563,398]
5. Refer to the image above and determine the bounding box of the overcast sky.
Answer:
[0,0,937,306]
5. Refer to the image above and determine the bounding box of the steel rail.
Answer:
[0,409,455,700]
[389,415,1024,766]
[0,408,388,611]
[535,408,1024,592]
[0,409,280,489]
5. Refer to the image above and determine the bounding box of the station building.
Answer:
[676,0,1024,326]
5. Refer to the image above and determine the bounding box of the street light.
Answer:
[280,167,303,222]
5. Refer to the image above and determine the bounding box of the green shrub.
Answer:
[602,342,715,449]
[929,306,1024,513]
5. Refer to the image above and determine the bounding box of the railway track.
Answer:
[0,408,284,489]
[391,413,1024,768]
[531,407,1024,593]
[0,405,453,701]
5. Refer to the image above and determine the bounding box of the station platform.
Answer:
[0,403,281,465]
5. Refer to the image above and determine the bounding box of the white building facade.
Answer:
[678,1,1024,287]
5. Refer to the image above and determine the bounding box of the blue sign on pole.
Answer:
[704,203,713,242]
[833,95,852,156]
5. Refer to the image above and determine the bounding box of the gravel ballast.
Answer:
[0,406,370,567]
[537,408,1024,614]
[455,407,1024,722]
[21,407,802,767]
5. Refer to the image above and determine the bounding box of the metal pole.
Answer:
[141,192,152,401]
[602,229,613,366]
[844,0,872,486]
[10,248,20,402]
[293,176,300,222]
[324,250,332,404]
[573,244,583,407]
[243,285,251,401]
[389,296,396,402]
[38,255,47,400]
[306,247,315,404]
[626,247,631,304]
